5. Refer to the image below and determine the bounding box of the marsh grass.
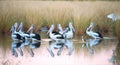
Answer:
[0,1,120,38]
[114,21,120,40]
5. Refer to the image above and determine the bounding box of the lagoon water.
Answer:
[0,34,119,65]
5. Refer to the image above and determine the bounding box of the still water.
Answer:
[0,34,119,65]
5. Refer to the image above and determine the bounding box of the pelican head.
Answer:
[86,22,94,32]
[17,22,24,32]
[89,22,94,28]
[10,26,15,33]
[47,24,54,34]
[69,22,75,32]
[14,22,18,31]
[58,24,63,31]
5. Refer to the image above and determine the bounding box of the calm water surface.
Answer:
[0,34,119,65]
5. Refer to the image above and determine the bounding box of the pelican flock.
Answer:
[11,22,103,57]
[11,22,41,42]
[9,12,118,58]
[11,21,104,41]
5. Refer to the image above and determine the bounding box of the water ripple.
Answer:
[2,59,21,65]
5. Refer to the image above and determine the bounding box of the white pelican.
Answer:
[27,24,41,41]
[11,22,24,41]
[107,13,120,21]
[47,24,64,40]
[86,22,103,39]
[63,22,75,39]
[17,22,30,41]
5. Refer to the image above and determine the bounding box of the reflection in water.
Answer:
[11,40,41,57]
[0,35,118,65]
[11,41,24,57]
[47,39,74,57]
[29,42,41,57]
[82,38,103,55]
[109,41,120,65]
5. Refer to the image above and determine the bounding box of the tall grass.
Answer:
[0,1,120,38]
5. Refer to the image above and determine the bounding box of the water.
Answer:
[0,34,119,65]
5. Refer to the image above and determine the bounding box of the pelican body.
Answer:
[27,24,41,41]
[86,22,103,39]
[63,22,75,39]
[11,22,25,41]
[107,13,120,21]
[47,24,64,40]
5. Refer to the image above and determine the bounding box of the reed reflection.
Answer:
[109,41,120,65]
[82,37,103,55]
[47,39,74,57]
[11,40,41,57]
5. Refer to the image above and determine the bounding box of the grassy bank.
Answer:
[0,1,120,38]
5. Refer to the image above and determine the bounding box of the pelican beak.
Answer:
[70,25,75,32]
[27,28,30,33]
[17,22,23,31]
[27,25,34,33]
[14,22,18,30]
[47,30,50,34]
[72,26,75,32]
[10,26,14,33]
[27,27,32,33]
[69,22,75,32]
[47,24,54,34]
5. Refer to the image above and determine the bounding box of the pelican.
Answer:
[63,22,75,39]
[47,24,64,40]
[11,22,24,41]
[17,22,30,41]
[27,24,41,41]
[86,22,103,39]
[107,13,120,21]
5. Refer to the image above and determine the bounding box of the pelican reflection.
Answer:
[29,42,41,57]
[11,40,41,57]
[82,37,102,55]
[47,39,74,57]
[11,41,26,57]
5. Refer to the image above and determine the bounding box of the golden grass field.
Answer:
[0,1,120,39]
